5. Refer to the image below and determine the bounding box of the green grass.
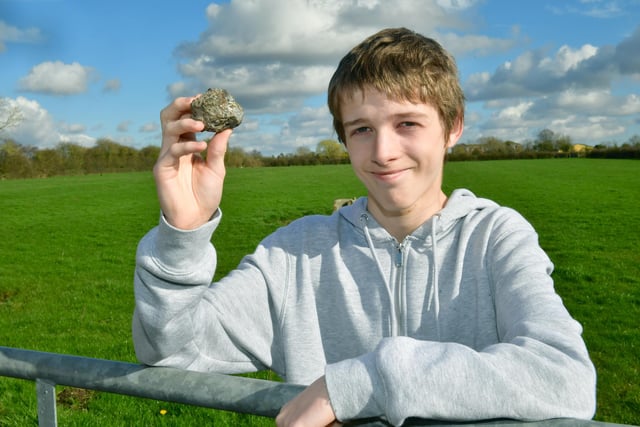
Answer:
[0,159,638,425]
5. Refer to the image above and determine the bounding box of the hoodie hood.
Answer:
[339,188,498,243]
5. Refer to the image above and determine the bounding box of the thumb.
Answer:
[206,128,232,170]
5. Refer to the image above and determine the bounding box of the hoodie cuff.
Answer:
[325,351,385,422]
[151,209,221,272]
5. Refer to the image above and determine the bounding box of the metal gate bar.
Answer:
[0,346,633,427]
[0,345,303,426]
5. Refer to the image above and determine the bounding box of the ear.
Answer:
[446,117,464,149]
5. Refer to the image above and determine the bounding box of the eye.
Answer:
[350,126,372,136]
[399,121,418,128]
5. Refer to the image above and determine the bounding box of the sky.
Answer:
[1,0,639,156]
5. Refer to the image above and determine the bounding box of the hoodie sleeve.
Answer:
[132,212,284,374]
[325,208,596,425]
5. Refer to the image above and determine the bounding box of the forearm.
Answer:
[132,212,219,367]
[325,216,596,425]
[132,213,284,374]
[326,334,595,426]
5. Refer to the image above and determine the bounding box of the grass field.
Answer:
[0,159,638,426]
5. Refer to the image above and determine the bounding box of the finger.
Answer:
[164,117,205,141]
[169,140,208,159]
[159,119,204,160]
[160,96,199,124]
[206,128,232,169]
[154,140,206,171]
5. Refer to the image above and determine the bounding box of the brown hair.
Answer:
[328,27,465,144]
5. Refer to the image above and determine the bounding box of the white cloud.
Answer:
[549,89,640,117]
[549,0,624,18]
[167,0,520,154]
[550,114,626,141]
[539,44,598,75]
[230,105,334,155]
[1,97,58,146]
[436,0,479,10]
[117,121,131,132]
[497,101,534,120]
[170,0,508,107]
[58,132,97,147]
[19,61,95,95]
[464,27,640,102]
[139,122,159,133]
[59,122,86,134]
[468,82,640,146]
[619,94,640,115]
[438,33,517,56]
[0,97,96,148]
[0,20,43,52]
[103,79,121,93]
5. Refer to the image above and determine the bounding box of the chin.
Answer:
[370,196,416,216]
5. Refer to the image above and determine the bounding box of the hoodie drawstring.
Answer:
[361,213,399,336]
[360,212,441,339]
[429,214,441,339]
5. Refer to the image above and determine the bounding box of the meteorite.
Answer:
[191,88,244,132]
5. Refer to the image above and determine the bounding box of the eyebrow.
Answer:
[342,118,367,128]
[343,112,430,129]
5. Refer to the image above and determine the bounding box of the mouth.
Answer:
[371,168,409,182]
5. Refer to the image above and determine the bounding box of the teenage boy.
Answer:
[133,27,596,426]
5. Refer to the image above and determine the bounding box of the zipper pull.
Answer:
[395,244,403,267]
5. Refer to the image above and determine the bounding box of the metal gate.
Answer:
[0,346,630,427]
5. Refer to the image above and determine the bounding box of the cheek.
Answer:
[345,144,362,162]
[347,149,369,176]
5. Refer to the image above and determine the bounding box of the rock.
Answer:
[190,88,244,132]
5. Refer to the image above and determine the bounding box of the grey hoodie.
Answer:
[133,189,596,425]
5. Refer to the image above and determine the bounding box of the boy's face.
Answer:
[342,88,462,222]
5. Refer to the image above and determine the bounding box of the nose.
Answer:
[371,128,400,165]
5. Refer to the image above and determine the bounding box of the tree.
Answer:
[504,140,522,153]
[225,146,248,167]
[534,128,556,152]
[0,98,23,133]
[33,148,63,177]
[316,139,347,163]
[139,145,161,170]
[295,146,312,157]
[56,142,87,174]
[556,135,573,154]
[0,140,32,178]
[537,128,555,143]
[83,138,140,172]
[291,146,318,165]
[478,136,507,154]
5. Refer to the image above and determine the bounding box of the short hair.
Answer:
[328,27,465,144]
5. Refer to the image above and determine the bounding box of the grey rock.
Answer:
[191,88,244,132]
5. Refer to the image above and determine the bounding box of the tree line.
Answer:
[0,138,350,179]
[0,139,161,179]
[1,130,638,180]
[448,129,640,162]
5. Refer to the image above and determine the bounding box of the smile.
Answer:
[371,169,409,182]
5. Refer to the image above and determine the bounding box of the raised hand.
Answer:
[154,96,232,230]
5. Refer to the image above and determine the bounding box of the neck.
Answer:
[369,191,448,242]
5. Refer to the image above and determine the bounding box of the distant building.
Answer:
[572,144,593,155]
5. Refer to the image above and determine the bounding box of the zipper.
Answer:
[395,242,405,267]
[393,241,407,335]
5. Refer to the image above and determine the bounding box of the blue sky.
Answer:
[1,0,639,155]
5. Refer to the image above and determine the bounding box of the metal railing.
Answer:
[0,346,631,427]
